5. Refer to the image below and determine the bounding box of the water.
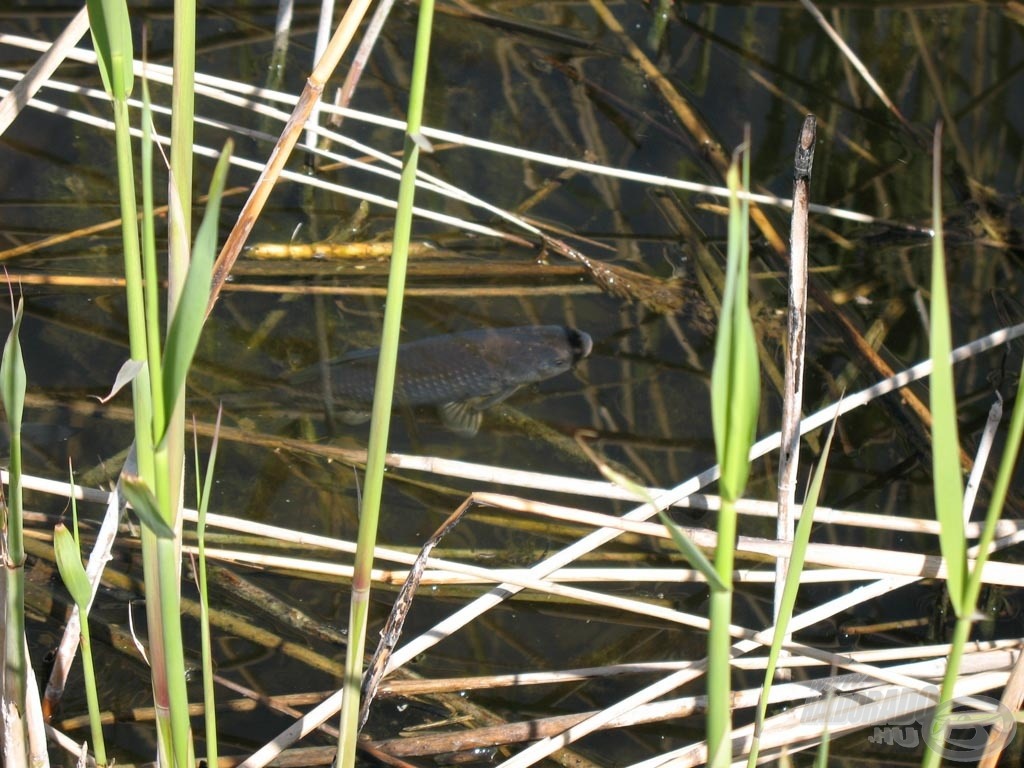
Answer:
[1,2,1023,765]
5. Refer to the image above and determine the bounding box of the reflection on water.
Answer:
[2,1,1023,763]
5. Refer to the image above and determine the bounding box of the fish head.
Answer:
[505,326,592,379]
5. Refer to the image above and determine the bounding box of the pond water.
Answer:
[1,2,1023,766]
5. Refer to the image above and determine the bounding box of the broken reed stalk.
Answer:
[358,499,471,729]
[776,115,816,622]
[326,0,397,136]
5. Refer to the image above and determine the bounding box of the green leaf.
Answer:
[658,510,727,592]
[1,297,26,434]
[711,158,760,502]
[54,523,92,608]
[86,0,134,99]
[929,134,966,616]
[159,140,233,447]
[574,434,729,591]
[120,474,176,539]
[97,358,144,404]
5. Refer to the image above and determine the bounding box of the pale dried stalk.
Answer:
[775,115,816,665]
[0,6,88,137]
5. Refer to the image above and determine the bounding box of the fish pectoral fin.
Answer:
[473,386,522,410]
[438,401,483,437]
[437,387,521,435]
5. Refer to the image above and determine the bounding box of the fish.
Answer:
[290,325,593,436]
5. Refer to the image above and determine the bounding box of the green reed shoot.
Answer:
[54,476,107,766]
[194,411,223,768]
[926,136,967,619]
[87,0,230,761]
[707,143,760,767]
[1,296,29,757]
[334,2,436,764]
[921,125,1024,768]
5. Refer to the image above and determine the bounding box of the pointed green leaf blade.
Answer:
[54,523,92,608]
[929,129,966,616]
[159,140,233,446]
[86,0,134,99]
[97,358,144,404]
[1,298,26,433]
[711,159,760,502]
[121,475,176,539]
[748,412,840,767]
[657,510,727,592]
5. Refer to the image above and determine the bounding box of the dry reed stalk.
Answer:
[0,186,251,262]
[0,273,604,301]
[468,492,1024,587]
[42,457,126,720]
[245,241,439,259]
[980,649,1024,767]
[0,33,943,237]
[776,116,816,644]
[0,5,88,136]
[187,544,900,589]
[324,0,396,138]
[224,283,600,298]
[57,688,339,731]
[369,648,1020,762]
[372,640,1024,700]
[193,543,724,631]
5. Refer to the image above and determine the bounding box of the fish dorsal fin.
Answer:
[438,401,483,437]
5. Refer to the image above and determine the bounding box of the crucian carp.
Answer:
[292,325,593,436]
